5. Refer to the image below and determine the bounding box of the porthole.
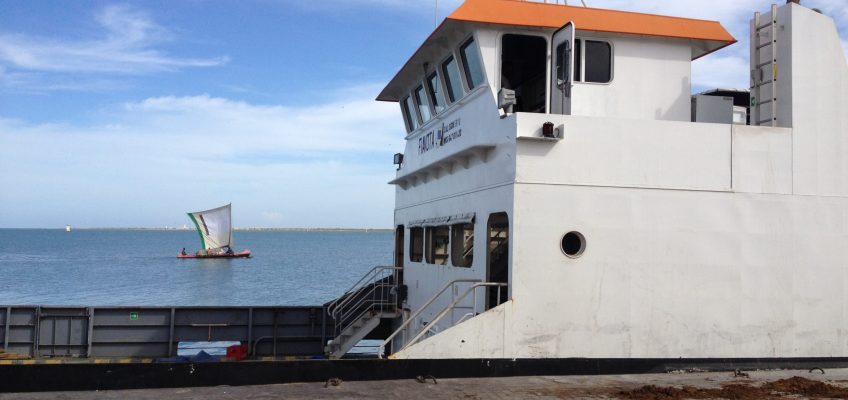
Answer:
[560,231,586,258]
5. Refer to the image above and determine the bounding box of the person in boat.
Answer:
[181,248,187,256]
[225,246,234,255]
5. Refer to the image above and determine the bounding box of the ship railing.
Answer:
[378,278,486,359]
[394,282,507,355]
[326,265,398,319]
[334,275,396,335]
[328,266,400,338]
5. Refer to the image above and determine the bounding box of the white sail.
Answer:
[187,204,233,251]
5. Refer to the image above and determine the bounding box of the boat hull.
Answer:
[177,250,251,259]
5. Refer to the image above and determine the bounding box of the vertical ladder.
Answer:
[751,4,779,127]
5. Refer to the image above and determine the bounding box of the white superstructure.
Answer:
[338,0,848,361]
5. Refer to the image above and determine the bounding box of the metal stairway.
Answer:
[751,4,780,127]
[379,279,507,358]
[324,266,400,359]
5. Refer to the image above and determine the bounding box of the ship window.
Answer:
[460,38,485,89]
[442,56,463,103]
[451,223,474,268]
[410,227,423,262]
[427,72,446,113]
[501,34,547,113]
[574,39,611,84]
[560,231,586,258]
[555,42,569,84]
[414,85,432,123]
[425,226,450,265]
[401,95,420,132]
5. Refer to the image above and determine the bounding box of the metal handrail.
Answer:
[400,282,507,353]
[328,266,400,351]
[378,278,481,358]
[336,278,395,326]
[326,266,386,317]
[327,266,398,317]
[327,265,393,315]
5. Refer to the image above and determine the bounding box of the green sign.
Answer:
[130,312,139,321]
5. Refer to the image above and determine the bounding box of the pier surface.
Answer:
[3,368,848,399]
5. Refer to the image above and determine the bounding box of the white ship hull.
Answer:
[369,0,848,361]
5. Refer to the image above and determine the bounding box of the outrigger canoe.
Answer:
[179,203,252,259]
[177,250,252,259]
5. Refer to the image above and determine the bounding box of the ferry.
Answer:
[328,0,848,361]
[2,0,847,392]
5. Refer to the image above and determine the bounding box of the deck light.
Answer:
[498,88,516,117]
[393,153,404,170]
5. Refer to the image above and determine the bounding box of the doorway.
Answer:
[501,35,547,113]
[486,213,509,310]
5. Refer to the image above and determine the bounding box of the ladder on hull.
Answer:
[751,4,779,127]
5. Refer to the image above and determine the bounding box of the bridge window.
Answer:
[401,95,419,132]
[451,223,473,268]
[410,227,423,262]
[460,38,484,89]
[442,55,463,103]
[425,226,450,265]
[501,34,547,113]
[414,85,432,123]
[575,39,612,84]
[427,72,445,113]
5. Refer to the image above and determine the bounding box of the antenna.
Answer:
[435,0,438,27]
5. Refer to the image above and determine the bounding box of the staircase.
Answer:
[379,279,508,358]
[325,266,400,359]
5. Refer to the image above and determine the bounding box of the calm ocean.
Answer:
[0,229,392,306]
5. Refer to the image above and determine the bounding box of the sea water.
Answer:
[0,229,392,306]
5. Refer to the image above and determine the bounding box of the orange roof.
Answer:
[448,0,735,44]
[377,0,736,102]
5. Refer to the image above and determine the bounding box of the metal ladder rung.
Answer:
[755,60,775,69]
[757,99,775,106]
[756,21,776,31]
[752,79,774,87]
[756,41,775,50]
[757,118,777,125]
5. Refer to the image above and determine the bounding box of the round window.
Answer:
[560,231,586,258]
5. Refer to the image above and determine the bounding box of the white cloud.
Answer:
[118,85,399,156]
[0,84,404,228]
[0,5,227,75]
[295,0,462,12]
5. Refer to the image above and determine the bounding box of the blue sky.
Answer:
[1,0,846,228]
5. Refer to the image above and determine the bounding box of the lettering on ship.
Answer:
[418,118,462,154]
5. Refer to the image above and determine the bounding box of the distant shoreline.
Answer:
[2,227,393,232]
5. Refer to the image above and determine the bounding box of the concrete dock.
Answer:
[3,368,848,399]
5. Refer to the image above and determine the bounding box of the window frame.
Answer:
[458,35,486,91]
[400,95,421,133]
[425,225,450,265]
[573,37,614,85]
[426,70,446,115]
[413,83,433,124]
[450,222,474,268]
[409,227,424,263]
[440,54,465,104]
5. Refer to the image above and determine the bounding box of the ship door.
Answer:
[394,225,405,304]
[550,21,575,115]
[486,213,509,310]
[394,225,404,272]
